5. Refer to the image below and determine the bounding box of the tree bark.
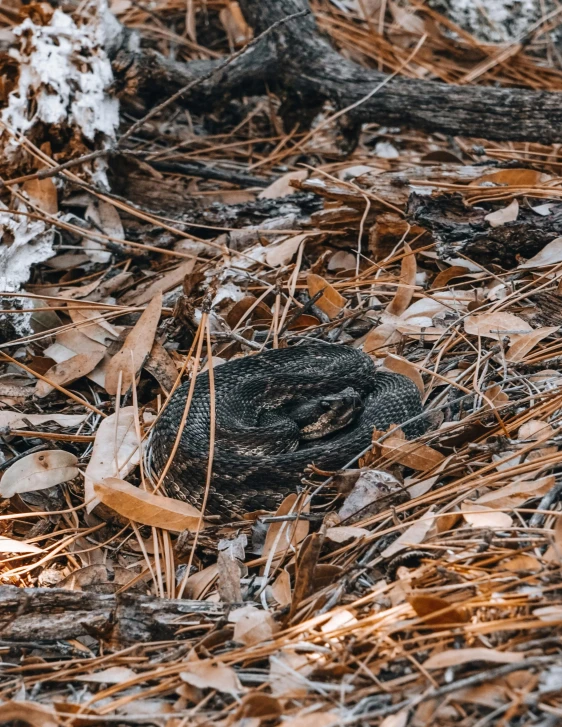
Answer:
[0,585,225,645]
[113,0,562,144]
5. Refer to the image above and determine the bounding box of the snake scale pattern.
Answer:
[151,343,425,518]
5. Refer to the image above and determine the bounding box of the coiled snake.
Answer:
[151,343,424,518]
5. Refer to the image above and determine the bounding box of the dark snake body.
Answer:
[151,343,425,518]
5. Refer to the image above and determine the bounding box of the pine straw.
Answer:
[1,1,562,725]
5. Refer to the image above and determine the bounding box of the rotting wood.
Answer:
[0,586,225,644]
[113,0,562,144]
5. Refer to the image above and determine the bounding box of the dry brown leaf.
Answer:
[476,476,554,508]
[67,305,120,345]
[518,236,562,269]
[501,554,542,572]
[380,434,444,471]
[0,536,44,554]
[338,469,405,524]
[363,322,401,356]
[84,407,141,511]
[230,605,278,645]
[471,168,548,186]
[0,412,87,429]
[383,354,424,393]
[381,511,434,558]
[0,449,79,498]
[461,503,512,529]
[76,666,137,683]
[269,650,313,698]
[271,569,292,606]
[409,594,467,625]
[94,477,202,532]
[219,1,252,46]
[307,273,345,319]
[180,659,242,696]
[506,326,559,362]
[424,647,523,669]
[23,177,58,215]
[265,233,308,267]
[431,265,472,290]
[464,312,532,340]
[379,710,409,727]
[262,494,309,563]
[484,199,519,227]
[325,525,370,543]
[144,340,178,393]
[282,715,339,727]
[105,292,162,395]
[258,170,308,199]
[217,534,246,603]
[518,420,556,440]
[0,701,59,727]
[35,350,105,398]
[120,259,195,306]
[385,243,416,317]
[183,563,219,600]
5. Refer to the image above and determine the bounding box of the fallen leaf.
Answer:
[506,326,559,362]
[269,650,313,698]
[0,412,87,429]
[218,533,246,603]
[271,569,292,606]
[230,605,278,645]
[476,476,554,508]
[23,177,58,215]
[76,666,138,683]
[338,469,405,524]
[258,170,308,199]
[219,1,252,46]
[464,312,532,340]
[534,605,562,621]
[461,503,512,529]
[471,168,547,187]
[379,434,444,471]
[386,244,416,316]
[518,237,562,269]
[94,477,202,532]
[381,511,434,558]
[484,199,519,227]
[383,354,424,393]
[35,350,105,398]
[265,233,307,267]
[425,648,523,669]
[84,407,141,511]
[105,293,162,395]
[283,715,339,727]
[0,702,58,727]
[409,594,467,625]
[431,265,472,290]
[120,259,195,306]
[182,564,219,600]
[180,660,242,696]
[501,554,541,572]
[307,273,345,319]
[0,536,44,554]
[262,494,309,563]
[0,450,79,498]
[67,305,120,345]
[325,525,370,543]
[363,322,402,356]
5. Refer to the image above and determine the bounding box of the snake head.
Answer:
[295,387,363,441]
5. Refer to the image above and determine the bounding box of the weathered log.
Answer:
[408,192,562,267]
[0,585,225,644]
[112,0,562,144]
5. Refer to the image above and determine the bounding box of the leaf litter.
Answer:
[1,1,562,725]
